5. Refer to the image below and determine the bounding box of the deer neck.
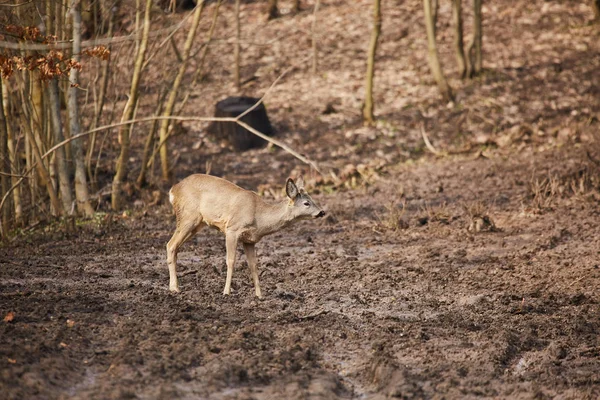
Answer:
[256,199,295,237]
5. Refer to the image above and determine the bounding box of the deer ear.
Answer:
[286,178,299,199]
[296,175,305,190]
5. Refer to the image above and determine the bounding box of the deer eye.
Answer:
[303,201,310,207]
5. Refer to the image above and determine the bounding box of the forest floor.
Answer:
[2,0,600,399]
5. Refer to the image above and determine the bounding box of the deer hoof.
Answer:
[169,285,180,293]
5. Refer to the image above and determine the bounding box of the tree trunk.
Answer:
[363,0,381,125]
[593,0,600,21]
[69,1,94,217]
[452,0,467,78]
[467,0,482,77]
[293,0,301,13]
[87,5,114,190]
[234,0,241,90]
[311,0,321,75]
[178,0,222,112]
[423,0,454,101]
[30,72,46,171]
[1,78,23,226]
[157,2,205,182]
[111,0,152,210]
[267,0,278,20]
[0,82,10,236]
[48,79,73,214]
[24,95,63,217]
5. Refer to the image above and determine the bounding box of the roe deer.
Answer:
[167,174,325,297]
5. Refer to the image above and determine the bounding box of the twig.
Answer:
[297,309,328,320]
[0,171,29,179]
[420,123,443,156]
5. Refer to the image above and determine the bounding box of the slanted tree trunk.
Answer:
[363,0,381,125]
[267,0,278,20]
[48,79,73,214]
[111,0,152,210]
[234,0,241,90]
[311,0,321,75]
[423,0,454,101]
[178,0,222,112]
[157,2,205,182]
[69,1,94,217]
[452,0,467,78]
[466,0,482,77]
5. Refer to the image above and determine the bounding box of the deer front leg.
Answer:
[243,243,262,298]
[223,233,238,295]
[166,219,202,293]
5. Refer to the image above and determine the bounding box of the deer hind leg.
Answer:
[166,216,203,292]
[223,232,239,295]
[243,243,262,298]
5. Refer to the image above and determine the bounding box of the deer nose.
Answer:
[317,210,326,218]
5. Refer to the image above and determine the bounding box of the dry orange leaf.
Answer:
[7,358,16,364]
[3,312,14,323]
[66,319,75,328]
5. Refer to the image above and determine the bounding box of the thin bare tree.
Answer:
[0,80,10,235]
[69,0,94,216]
[1,79,23,226]
[452,0,467,78]
[157,2,205,182]
[112,0,152,210]
[466,0,482,77]
[48,79,73,214]
[363,0,381,125]
[423,0,454,101]
[87,5,115,189]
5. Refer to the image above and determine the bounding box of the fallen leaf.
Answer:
[66,319,75,328]
[59,342,68,348]
[7,358,16,364]
[3,312,14,323]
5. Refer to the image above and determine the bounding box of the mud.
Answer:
[2,146,600,399]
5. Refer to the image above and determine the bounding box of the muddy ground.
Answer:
[2,146,600,399]
[2,0,600,398]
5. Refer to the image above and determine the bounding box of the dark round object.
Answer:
[213,96,274,151]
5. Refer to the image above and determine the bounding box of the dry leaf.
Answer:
[3,312,14,323]
[59,342,68,348]
[66,319,75,328]
[7,358,16,364]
